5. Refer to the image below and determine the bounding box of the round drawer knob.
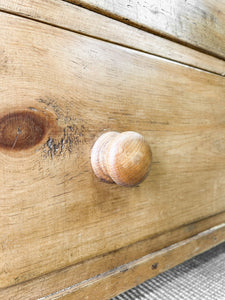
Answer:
[91,131,152,186]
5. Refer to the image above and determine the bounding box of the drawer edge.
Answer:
[43,222,225,300]
[2,211,225,300]
[0,0,225,76]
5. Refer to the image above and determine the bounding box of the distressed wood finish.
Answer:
[68,0,225,60]
[0,0,225,76]
[41,223,225,300]
[1,8,225,300]
[2,212,225,300]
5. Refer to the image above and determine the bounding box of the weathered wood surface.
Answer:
[0,0,225,75]
[44,223,225,300]
[2,212,225,300]
[67,0,225,60]
[1,9,225,297]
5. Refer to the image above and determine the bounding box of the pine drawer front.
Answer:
[67,0,225,59]
[1,5,225,300]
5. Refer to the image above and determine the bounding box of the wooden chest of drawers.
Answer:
[0,0,225,299]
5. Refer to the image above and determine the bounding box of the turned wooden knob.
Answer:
[91,131,152,186]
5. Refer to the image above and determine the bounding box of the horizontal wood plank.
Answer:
[1,211,225,299]
[0,0,225,75]
[67,0,225,60]
[1,11,225,293]
[45,223,225,299]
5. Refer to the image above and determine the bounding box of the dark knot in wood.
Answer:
[0,111,48,150]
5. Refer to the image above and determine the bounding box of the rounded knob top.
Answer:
[91,131,152,187]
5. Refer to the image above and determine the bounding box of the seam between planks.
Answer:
[2,209,225,294]
[64,0,225,63]
[0,8,225,78]
[39,222,225,299]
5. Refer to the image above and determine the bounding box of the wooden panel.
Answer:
[0,0,225,76]
[67,0,225,59]
[1,11,225,291]
[2,211,225,300]
[44,223,225,300]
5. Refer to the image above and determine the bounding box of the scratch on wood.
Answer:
[11,127,21,149]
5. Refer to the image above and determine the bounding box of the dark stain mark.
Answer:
[11,127,21,149]
[47,137,54,159]
[120,267,129,273]
[152,262,158,270]
[38,97,88,158]
[43,124,86,159]
[0,111,49,150]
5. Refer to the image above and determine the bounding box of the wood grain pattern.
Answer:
[0,110,56,151]
[68,0,225,60]
[1,10,225,294]
[0,0,225,76]
[91,131,152,186]
[2,211,225,300]
[42,223,225,299]
[91,131,119,183]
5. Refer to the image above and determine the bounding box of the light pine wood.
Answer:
[91,131,119,183]
[68,0,225,60]
[1,9,225,298]
[91,131,152,186]
[2,211,225,300]
[0,0,225,76]
[38,224,225,299]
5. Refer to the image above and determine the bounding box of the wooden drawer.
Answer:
[68,0,225,59]
[1,1,225,299]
